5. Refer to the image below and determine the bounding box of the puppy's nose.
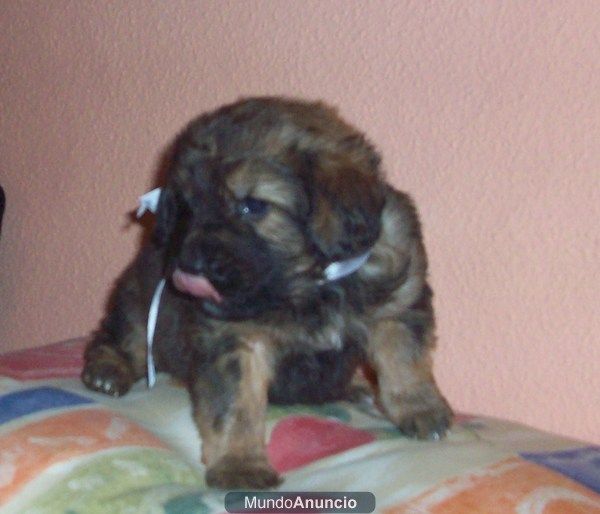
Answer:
[177,248,205,276]
[178,261,204,276]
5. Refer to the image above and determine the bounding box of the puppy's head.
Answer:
[154,98,385,319]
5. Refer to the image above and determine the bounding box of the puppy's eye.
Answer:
[237,197,270,218]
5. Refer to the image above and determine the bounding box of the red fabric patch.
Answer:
[0,337,86,379]
[267,415,375,472]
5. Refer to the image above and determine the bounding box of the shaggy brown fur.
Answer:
[82,97,452,489]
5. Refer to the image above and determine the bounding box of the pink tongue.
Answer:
[172,269,223,303]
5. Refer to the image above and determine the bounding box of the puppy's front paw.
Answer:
[206,455,282,490]
[396,401,453,440]
[382,391,453,440]
[82,359,134,397]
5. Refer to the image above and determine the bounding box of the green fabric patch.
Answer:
[164,492,214,514]
[267,402,352,423]
[20,447,203,514]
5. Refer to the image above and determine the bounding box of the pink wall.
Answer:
[1,1,598,443]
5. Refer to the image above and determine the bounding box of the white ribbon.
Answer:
[145,278,166,387]
[136,187,162,217]
[321,250,371,283]
[136,187,164,388]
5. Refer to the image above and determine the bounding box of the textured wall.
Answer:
[1,1,598,443]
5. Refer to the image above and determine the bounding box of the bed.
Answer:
[0,337,598,513]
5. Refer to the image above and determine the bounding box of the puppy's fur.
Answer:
[82,97,452,489]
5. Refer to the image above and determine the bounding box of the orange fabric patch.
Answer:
[0,408,167,504]
[385,458,600,514]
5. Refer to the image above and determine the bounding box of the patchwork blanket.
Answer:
[0,338,598,513]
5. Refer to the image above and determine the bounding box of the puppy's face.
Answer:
[154,111,385,319]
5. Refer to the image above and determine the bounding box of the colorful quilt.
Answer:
[0,338,598,513]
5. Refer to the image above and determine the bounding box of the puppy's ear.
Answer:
[302,152,385,262]
[153,184,177,246]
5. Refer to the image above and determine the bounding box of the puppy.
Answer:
[82,97,452,489]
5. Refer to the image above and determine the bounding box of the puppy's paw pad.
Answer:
[81,362,133,397]
[206,456,282,490]
[397,403,453,440]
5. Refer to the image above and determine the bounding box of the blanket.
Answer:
[0,338,598,513]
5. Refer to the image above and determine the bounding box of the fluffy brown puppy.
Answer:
[82,97,452,489]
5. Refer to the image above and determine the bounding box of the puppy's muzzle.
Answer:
[173,227,264,296]
[173,235,236,303]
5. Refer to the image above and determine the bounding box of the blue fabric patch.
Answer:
[521,446,600,493]
[0,387,93,424]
